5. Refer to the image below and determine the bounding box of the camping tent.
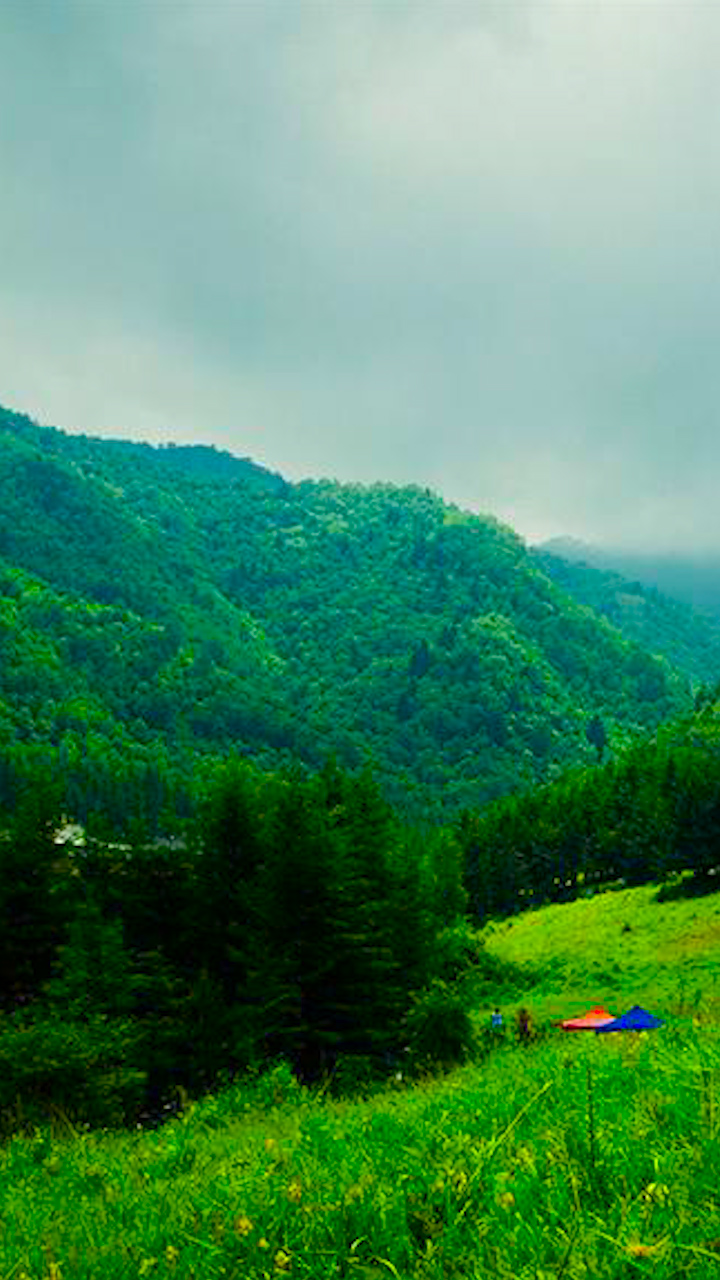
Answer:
[595,1005,664,1033]
[560,1006,615,1031]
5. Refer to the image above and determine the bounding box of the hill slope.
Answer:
[485,880,720,1018]
[2,881,720,1279]
[540,535,720,625]
[534,547,720,686]
[0,404,691,819]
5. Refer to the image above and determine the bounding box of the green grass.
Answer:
[4,885,720,1279]
[482,882,720,1026]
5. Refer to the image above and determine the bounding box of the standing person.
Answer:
[516,1007,533,1044]
[491,1007,503,1034]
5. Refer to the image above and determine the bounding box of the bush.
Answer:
[655,870,717,903]
[0,1012,145,1132]
[404,980,477,1069]
[433,923,486,985]
[434,922,535,998]
[327,1054,390,1097]
[242,1058,305,1109]
[184,1059,307,1129]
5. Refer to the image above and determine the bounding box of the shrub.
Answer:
[0,1011,145,1132]
[404,980,477,1069]
[434,922,535,998]
[327,1053,389,1097]
[655,870,716,902]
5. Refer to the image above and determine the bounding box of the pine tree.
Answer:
[0,785,69,1008]
[194,759,266,1002]
[323,767,409,1064]
[261,770,348,1078]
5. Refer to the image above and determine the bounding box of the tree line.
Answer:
[4,694,720,1132]
[0,760,471,1130]
[459,701,720,921]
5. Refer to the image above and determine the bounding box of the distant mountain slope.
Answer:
[534,547,720,687]
[541,536,720,622]
[0,405,284,492]
[0,404,691,820]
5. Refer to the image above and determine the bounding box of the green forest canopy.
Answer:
[0,404,699,827]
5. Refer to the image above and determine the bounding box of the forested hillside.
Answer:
[0,404,691,824]
[534,548,720,686]
[461,699,720,922]
[540,536,720,623]
[3,399,720,1130]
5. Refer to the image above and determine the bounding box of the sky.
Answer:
[1,0,719,551]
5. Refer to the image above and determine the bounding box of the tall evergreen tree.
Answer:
[261,771,348,1078]
[323,767,409,1062]
[0,786,68,1008]
[194,759,266,1002]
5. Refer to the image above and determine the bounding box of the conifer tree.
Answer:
[322,767,409,1062]
[261,770,348,1078]
[0,785,68,1008]
[194,759,266,1002]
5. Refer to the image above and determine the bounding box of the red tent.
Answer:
[560,1006,615,1031]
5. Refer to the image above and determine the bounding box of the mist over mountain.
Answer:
[540,537,720,623]
[534,547,720,688]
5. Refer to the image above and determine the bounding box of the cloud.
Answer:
[1,0,719,550]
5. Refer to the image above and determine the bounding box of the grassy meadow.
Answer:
[4,883,720,1280]
[484,879,720,1026]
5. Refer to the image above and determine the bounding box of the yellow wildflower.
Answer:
[626,1238,669,1259]
[274,1248,292,1271]
[641,1182,670,1205]
[235,1214,254,1236]
[287,1180,302,1203]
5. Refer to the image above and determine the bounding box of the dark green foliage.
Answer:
[460,701,720,923]
[404,980,477,1068]
[194,759,266,1002]
[47,902,138,1019]
[260,772,346,1078]
[259,768,424,1080]
[0,1012,145,1131]
[0,404,690,822]
[0,753,474,1126]
[0,787,72,1008]
[586,713,607,761]
[535,546,720,684]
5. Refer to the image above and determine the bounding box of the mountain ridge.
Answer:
[534,546,720,687]
[538,535,720,622]
[0,403,692,824]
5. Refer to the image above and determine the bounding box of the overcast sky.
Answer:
[1,0,719,550]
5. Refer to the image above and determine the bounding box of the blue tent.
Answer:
[595,1005,664,1033]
